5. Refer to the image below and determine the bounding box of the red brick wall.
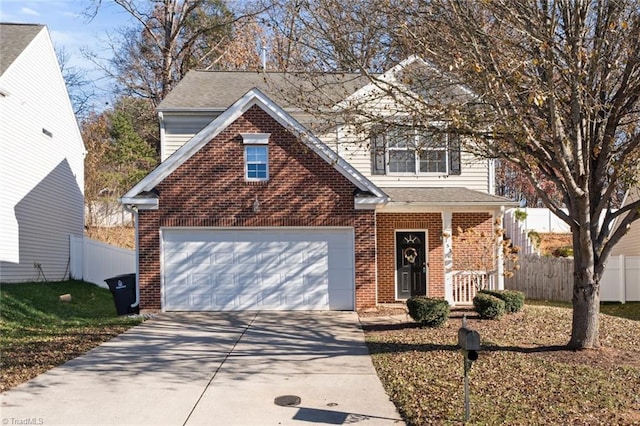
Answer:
[376,213,444,302]
[137,105,376,310]
[452,212,495,271]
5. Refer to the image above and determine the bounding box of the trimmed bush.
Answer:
[406,297,450,327]
[473,293,506,319]
[553,246,573,257]
[479,289,525,313]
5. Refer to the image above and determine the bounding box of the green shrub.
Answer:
[473,293,506,319]
[514,208,528,221]
[406,297,450,327]
[479,289,525,313]
[528,231,542,249]
[553,246,573,257]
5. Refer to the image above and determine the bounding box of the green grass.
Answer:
[0,280,142,391]
[526,299,640,321]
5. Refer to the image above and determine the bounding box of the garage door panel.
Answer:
[212,293,237,309]
[163,228,354,311]
[214,273,235,288]
[190,253,211,266]
[236,253,258,264]
[189,293,213,310]
[259,251,282,264]
[165,251,190,264]
[191,273,211,286]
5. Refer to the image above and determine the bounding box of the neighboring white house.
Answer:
[0,23,85,282]
[611,185,640,257]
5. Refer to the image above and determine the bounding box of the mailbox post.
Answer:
[457,315,480,422]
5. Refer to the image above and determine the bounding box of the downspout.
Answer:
[123,203,140,310]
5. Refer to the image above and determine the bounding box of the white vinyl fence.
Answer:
[503,209,540,255]
[70,235,135,288]
[513,208,571,233]
[505,254,640,303]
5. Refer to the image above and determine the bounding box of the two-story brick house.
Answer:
[122,58,516,311]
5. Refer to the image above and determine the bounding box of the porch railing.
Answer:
[452,270,496,304]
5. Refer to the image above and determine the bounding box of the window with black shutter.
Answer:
[369,127,462,176]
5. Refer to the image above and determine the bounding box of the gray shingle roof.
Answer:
[0,23,44,76]
[381,187,517,206]
[157,70,370,111]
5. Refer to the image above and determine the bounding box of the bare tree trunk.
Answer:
[569,229,600,349]
[570,274,600,349]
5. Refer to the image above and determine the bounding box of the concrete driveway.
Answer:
[1,312,404,426]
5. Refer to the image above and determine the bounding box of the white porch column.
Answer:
[496,207,505,290]
[442,209,454,304]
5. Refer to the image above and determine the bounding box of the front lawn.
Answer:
[0,280,142,392]
[363,303,640,425]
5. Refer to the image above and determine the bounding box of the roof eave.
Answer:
[354,196,389,210]
[120,196,159,210]
[384,200,518,208]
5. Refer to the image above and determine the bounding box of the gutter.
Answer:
[122,203,140,311]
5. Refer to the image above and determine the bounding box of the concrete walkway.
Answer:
[1,312,404,426]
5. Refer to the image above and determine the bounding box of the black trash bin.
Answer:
[104,273,139,315]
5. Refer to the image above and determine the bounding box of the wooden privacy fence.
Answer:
[505,254,640,303]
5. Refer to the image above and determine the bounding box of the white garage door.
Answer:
[162,228,355,311]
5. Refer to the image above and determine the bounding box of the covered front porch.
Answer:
[374,187,516,306]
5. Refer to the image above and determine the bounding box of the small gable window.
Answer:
[242,133,270,181]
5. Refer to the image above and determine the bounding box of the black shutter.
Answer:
[448,134,461,175]
[371,133,386,175]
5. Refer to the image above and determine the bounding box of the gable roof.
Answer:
[336,56,476,114]
[157,70,371,112]
[122,88,387,207]
[0,23,44,76]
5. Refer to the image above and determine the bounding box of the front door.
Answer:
[396,231,427,299]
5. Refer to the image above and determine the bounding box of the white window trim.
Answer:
[382,131,452,175]
[244,145,269,182]
[243,134,270,182]
[241,133,270,145]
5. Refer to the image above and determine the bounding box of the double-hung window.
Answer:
[387,128,416,173]
[371,127,461,176]
[242,133,270,181]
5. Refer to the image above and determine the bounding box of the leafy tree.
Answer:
[81,99,158,226]
[112,96,159,154]
[107,107,158,191]
[495,161,564,208]
[83,112,117,226]
[270,0,640,349]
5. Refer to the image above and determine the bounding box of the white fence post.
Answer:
[69,235,84,280]
[620,255,626,304]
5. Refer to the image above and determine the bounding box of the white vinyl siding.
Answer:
[0,27,85,282]
[161,112,220,161]
[611,187,640,256]
[330,127,492,193]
